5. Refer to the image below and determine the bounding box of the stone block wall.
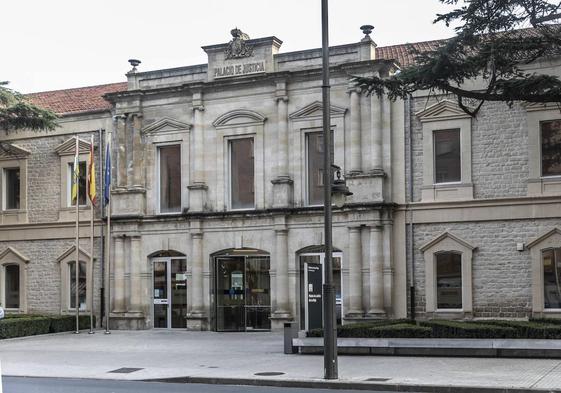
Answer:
[409,98,530,202]
[411,218,561,319]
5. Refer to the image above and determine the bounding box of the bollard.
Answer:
[283,322,298,354]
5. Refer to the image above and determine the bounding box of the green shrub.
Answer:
[0,314,95,339]
[420,320,518,338]
[308,319,416,338]
[482,320,561,339]
[367,323,432,338]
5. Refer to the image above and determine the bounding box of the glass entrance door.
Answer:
[215,256,271,332]
[153,257,187,329]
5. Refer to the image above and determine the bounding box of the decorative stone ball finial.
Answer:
[360,24,374,37]
[128,59,141,72]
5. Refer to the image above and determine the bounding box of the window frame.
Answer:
[528,228,561,316]
[156,143,182,215]
[539,119,561,178]
[68,260,88,311]
[66,160,88,208]
[0,157,27,224]
[526,104,561,196]
[305,130,335,206]
[420,231,475,317]
[3,167,21,211]
[435,251,463,311]
[0,247,29,313]
[432,128,462,185]
[57,246,93,314]
[227,135,256,211]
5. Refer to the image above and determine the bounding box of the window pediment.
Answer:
[0,144,30,160]
[57,245,91,264]
[522,102,559,112]
[55,137,91,156]
[142,118,192,135]
[289,101,347,121]
[527,227,561,249]
[0,246,30,265]
[416,100,474,123]
[420,231,476,253]
[212,110,266,129]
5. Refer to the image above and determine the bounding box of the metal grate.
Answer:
[108,367,144,374]
[254,372,285,376]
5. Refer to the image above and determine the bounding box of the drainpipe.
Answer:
[405,97,415,320]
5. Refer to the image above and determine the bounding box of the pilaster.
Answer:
[366,225,385,317]
[271,219,292,325]
[187,221,206,330]
[272,85,293,208]
[348,87,362,175]
[188,91,208,212]
[346,226,364,318]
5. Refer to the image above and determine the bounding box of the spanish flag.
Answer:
[88,135,96,205]
[71,138,79,204]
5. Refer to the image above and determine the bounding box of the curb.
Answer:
[142,376,561,393]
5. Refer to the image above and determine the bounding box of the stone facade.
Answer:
[1,28,560,330]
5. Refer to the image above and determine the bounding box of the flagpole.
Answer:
[105,128,112,334]
[89,135,95,334]
[74,137,80,334]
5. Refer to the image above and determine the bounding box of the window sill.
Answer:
[0,210,28,225]
[421,183,473,202]
[528,177,561,196]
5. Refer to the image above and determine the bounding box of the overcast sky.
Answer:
[1,0,461,93]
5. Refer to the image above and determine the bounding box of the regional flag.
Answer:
[87,136,97,205]
[104,141,111,206]
[71,138,79,204]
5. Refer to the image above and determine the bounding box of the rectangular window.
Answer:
[307,131,333,205]
[230,138,254,209]
[541,120,561,177]
[543,248,561,309]
[434,129,461,184]
[436,252,462,309]
[69,261,87,310]
[158,145,181,213]
[5,264,20,309]
[4,168,20,210]
[68,161,87,206]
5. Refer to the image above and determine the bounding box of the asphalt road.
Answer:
[2,376,399,393]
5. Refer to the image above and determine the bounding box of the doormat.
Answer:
[254,372,285,376]
[108,367,144,374]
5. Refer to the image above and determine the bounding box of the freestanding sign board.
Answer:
[305,263,323,330]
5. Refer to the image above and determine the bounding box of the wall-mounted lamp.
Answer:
[331,165,353,208]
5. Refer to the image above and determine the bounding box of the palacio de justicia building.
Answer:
[1,27,560,331]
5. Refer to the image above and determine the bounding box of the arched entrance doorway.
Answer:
[212,248,270,332]
[151,250,187,329]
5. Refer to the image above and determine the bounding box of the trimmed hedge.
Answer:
[307,319,561,339]
[0,315,94,339]
[419,320,518,338]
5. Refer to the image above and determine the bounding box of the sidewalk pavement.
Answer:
[1,330,561,392]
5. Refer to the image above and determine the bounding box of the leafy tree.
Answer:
[0,82,58,132]
[354,0,561,116]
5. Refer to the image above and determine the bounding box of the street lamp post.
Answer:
[321,0,337,380]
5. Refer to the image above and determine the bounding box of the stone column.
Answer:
[349,88,362,175]
[128,236,142,313]
[346,226,363,317]
[189,231,205,317]
[116,116,127,187]
[273,228,291,318]
[367,226,385,316]
[131,114,144,188]
[383,220,393,309]
[188,91,208,211]
[370,95,383,172]
[272,92,293,208]
[113,236,126,313]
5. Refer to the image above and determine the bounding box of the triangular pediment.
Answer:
[0,143,30,160]
[56,245,92,263]
[55,137,91,156]
[420,231,476,252]
[289,101,347,121]
[0,246,30,264]
[212,110,266,128]
[416,100,473,122]
[142,118,192,135]
[527,228,561,249]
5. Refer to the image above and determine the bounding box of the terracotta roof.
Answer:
[26,82,127,116]
[376,39,446,67]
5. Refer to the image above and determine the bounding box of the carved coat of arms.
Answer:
[225,28,253,59]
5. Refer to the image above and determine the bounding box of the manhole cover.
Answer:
[108,367,144,374]
[254,372,285,376]
[365,377,391,382]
